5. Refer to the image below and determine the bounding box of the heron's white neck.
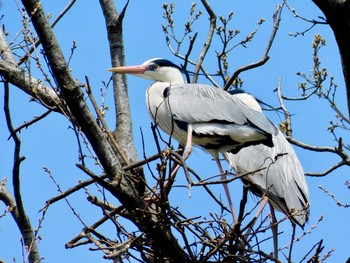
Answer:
[149,66,185,84]
[165,68,185,84]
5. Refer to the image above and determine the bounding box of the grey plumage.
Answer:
[108,58,310,228]
[146,82,277,158]
[224,91,310,227]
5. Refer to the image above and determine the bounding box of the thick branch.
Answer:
[0,27,16,63]
[100,0,139,164]
[21,0,121,181]
[20,1,189,261]
[312,0,350,116]
[0,52,62,110]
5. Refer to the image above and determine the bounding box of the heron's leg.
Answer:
[145,126,195,203]
[169,125,193,179]
[182,124,193,160]
[215,158,237,223]
[269,203,279,259]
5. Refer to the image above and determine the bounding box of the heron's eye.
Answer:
[150,64,159,71]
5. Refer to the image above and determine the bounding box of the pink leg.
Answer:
[170,125,193,178]
[215,158,237,223]
[182,125,193,160]
[145,126,194,202]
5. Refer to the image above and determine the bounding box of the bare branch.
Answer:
[0,27,16,63]
[277,76,293,137]
[286,136,350,176]
[100,0,139,164]
[0,179,17,214]
[319,185,350,207]
[224,4,283,90]
[43,174,108,209]
[192,0,216,83]
[284,0,327,37]
[305,161,348,177]
[280,216,323,251]
[287,136,345,155]
[3,81,41,263]
[19,1,191,261]
[0,59,63,110]
[66,207,124,249]
[8,109,52,140]
[85,76,129,166]
[18,0,78,66]
[312,0,350,116]
[2,1,347,262]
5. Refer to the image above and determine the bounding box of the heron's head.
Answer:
[108,58,185,84]
[228,89,262,112]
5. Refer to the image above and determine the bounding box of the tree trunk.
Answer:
[19,1,190,261]
[312,0,350,116]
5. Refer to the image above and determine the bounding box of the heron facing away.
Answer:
[224,90,310,258]
[224,90,310,228]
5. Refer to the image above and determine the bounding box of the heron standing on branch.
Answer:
[224,90,309,257]
[108,58,282,223]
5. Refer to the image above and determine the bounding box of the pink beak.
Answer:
[108,65,148,74]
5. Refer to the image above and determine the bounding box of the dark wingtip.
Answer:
[229,137,274,154]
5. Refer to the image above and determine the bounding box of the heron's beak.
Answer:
[108,65,147,74]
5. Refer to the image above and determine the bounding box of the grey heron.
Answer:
[224,90,309,227]
[225,90,310,257]
[108,58,278,222]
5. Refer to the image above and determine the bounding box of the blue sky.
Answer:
[0,1,349,262]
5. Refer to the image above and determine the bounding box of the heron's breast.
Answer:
[145,84,188,144]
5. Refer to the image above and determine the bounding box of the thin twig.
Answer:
[193,167,266,186]
[277,76,293,136]
[305,161,348,177]
[319,185,350,207]
[280,216,323,251]
[224,4,283,90]
[7,109,52,140]
[85,76,129,166]
[182,32,198,83]
[192,0,216,83]
[66,207,123,248]
[287,136,350,177]
[284,0,327,38]
[18,0,78,65]
[43,174,108,209]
